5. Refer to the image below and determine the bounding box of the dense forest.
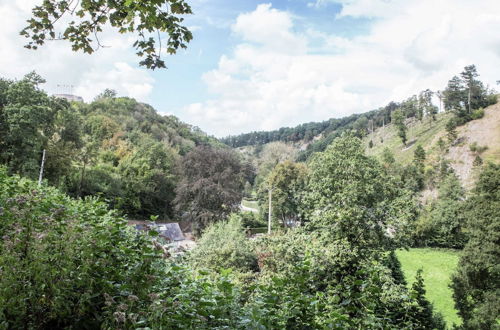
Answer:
[0,73,253,221]
[2,133,499,328]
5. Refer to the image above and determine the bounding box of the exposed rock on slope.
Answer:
[446,102,500,189]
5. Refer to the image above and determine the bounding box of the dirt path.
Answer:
[240,204,259,213]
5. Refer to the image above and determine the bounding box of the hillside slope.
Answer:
[0,74,224,220]
[446,101,500,189]
[365,101,500,190]
[365,112,453,164]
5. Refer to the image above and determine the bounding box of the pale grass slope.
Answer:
[446,102,500,189]
[365,101,500,192]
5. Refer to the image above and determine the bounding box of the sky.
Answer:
[1,0,500,137]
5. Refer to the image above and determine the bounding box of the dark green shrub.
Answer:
[384,250,407,285]
[485,93,497,107]
[238,210,266,228]
[473,155,483,166]
[410,269,446,330]
[451,163,500,329]
[446,118,458,143]
[469,142,488,154]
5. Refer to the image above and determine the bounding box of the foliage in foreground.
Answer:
[0,168,241,329]
[22,0,193,69]
[187,214,258,273]
[246,231,444,329]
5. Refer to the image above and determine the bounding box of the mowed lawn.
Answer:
[396,248,461,327]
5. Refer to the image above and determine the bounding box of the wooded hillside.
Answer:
[0,73,227,220]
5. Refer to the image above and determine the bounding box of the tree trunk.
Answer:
[38,149,46,186]
[268,189,272,234]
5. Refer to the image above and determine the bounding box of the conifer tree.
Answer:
[451,163,500,329]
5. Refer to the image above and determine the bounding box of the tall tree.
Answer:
[444,65,494,121]
[391,108,408,145]
[174,145,247,234]
[451,163,500,329]
[419,89,438,122]
[402,95,419,119]
[353,115,369,136]
[1,73,63,179]
[413,145,426,171]
[460,65,480,114]
[118,139,178,219]
[445,118,458,143]
[443,75,466,116]
[304,134,416,251]
[410,269,446,329]
[254,141,296,187]
[264,160,308,227]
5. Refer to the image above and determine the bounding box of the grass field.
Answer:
[396,248,461,328]
[365,112,452,165]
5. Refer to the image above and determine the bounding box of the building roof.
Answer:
[156,223,185,241]
[54,94,84,102]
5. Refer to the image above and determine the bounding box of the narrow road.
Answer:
[240,204,259,213]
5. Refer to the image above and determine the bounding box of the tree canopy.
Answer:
[304,134,416,250]
[0,73,221,220]
[173,145,249,234]
[22,0,193,69]
[451,163,500,329]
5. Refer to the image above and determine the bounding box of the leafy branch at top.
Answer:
[20,0,193,69]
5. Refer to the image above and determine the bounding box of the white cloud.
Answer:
[231,4,307,54]
[74,62,154,101]
[307,0,335,8]
[0,0,154,102]
[183,1,500,137]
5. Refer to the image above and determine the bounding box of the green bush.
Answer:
[0,168,245,329]
[485,93,498,107]
[238,210,266,228]
[245,231,444,329]
[101,265,244,329]
[384,251,407,285]
[187,214,258,273]
[413,173,467,249]
[469,141,488,154]
[0,168,162,328]
[473,155,483,166]
[470,108,484,120]
[410,269,446,330]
